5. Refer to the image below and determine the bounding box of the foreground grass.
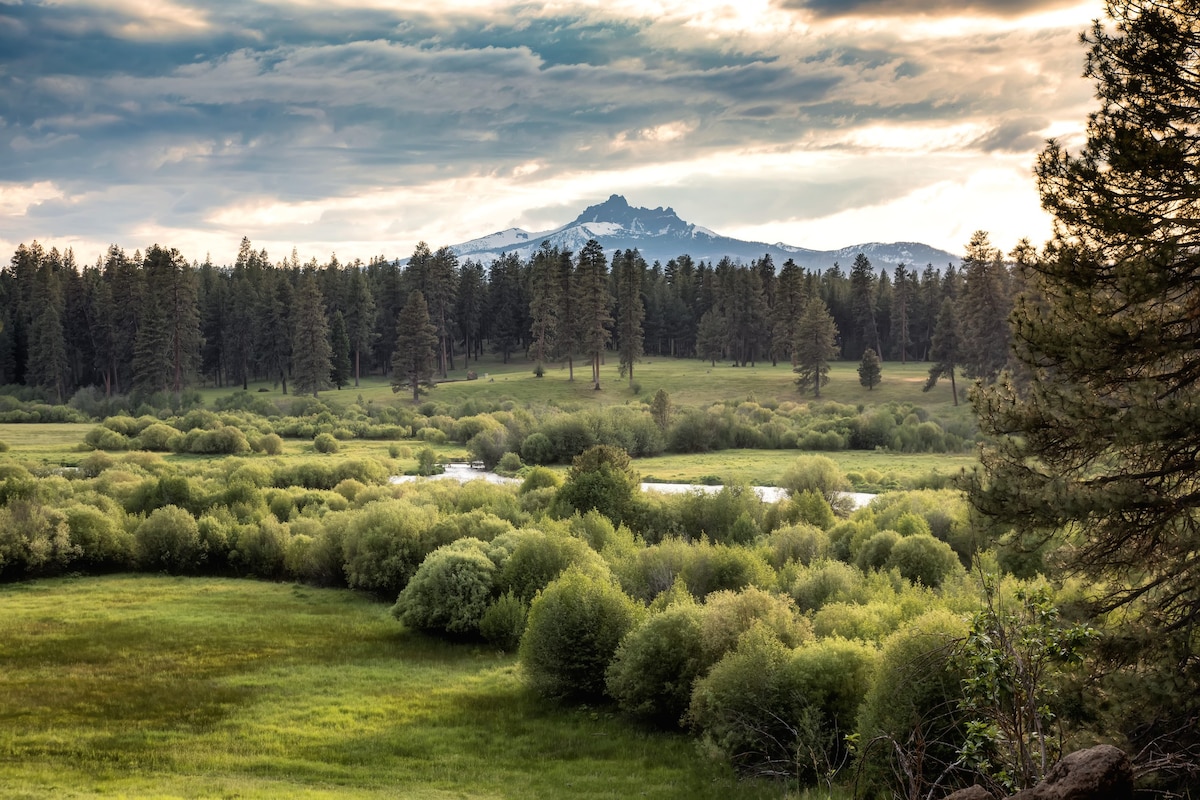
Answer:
[0,575,803,800]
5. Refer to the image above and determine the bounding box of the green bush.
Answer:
[0,440,8,452]
[686,627,794,776]
[392,538,497,636]
[553,444,639,524]
[0,501,79,578]
[84,426,130,451]
[135,422,179,451]
[337,500,440,596]
[63,503,135,570]
[519,566,645,700]
[135,504,203,573]
[231,518,290,579]
[607,599,706,727]
[766,523,830,568]
[885,533,962,588]
[520,432,556,464]
[313,432,340,454]
[284,518,345,587]
[496,527,606,603]
[856,530,901,573]
[519,465,561,493]
[780,455,847,505]
[812,601,904,642]
[467,428,509,469]
[856,610,970,798]
[479,590,529,651]
[688,632,878,784]
[258,432,284,455]
[699,587,812,665]
[495,451,523,475]
[789,559,865,612]
[678,484,763,545]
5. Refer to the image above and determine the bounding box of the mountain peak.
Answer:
[450,196,961,272]
[571,194,686,231]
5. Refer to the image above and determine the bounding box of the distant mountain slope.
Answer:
[449,195,961,272]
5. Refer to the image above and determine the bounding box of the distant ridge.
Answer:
[447,194,961,272]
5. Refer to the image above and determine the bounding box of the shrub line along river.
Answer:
[391,462,876,509]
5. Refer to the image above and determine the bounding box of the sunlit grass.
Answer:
[635,449,977,488]
[194,356,968,416]
[0,575,810,799]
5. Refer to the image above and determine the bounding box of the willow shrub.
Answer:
[335,500,440,597]
[392,537,497,636]
[856,609,970,798]
[688,630,878,786]
[519,566,645,700]
[606,599,706,727]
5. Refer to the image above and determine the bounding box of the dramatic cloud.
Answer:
[0,0,1104,263]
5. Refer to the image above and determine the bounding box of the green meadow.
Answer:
[197,356,969,415]
[0,575,804,800]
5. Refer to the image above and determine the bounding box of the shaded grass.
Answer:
[0,575,802,799]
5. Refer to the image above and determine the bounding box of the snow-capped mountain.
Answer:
[447,195,961,272]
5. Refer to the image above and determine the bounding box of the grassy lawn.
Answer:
[0,575,803,800]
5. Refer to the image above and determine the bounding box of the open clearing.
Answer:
[0,575,793,800]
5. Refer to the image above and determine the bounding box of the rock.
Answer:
[1009,745,1133,800]
[944,786,995,800]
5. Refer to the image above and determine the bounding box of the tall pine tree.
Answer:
[971,0,1200,667]
[291,274,333,398]
[391,290,439,403]
[793,298,839,398]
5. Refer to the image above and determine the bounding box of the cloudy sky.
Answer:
[1,0,1103,267]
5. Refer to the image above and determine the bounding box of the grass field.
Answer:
[0,575,814,800]
[196,356,972,416]
[635,449,977,488]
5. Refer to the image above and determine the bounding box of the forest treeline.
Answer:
[0,230,1019,404]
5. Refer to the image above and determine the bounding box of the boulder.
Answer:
[944,786,995,800]
[1009,745,1133,800]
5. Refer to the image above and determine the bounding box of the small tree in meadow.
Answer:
[858,347,882,390]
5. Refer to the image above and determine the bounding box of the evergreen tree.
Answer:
[970,0,1200,697]
[27,258,68,402]
[344,265,377,387]
[923,298,960,406]
[695,308,726,367]
[291,274,333,398]
[155,246,201,399]
[614,248,645,387]
[426,246,458,377]
[848,253,880,359]
[259,271,292,395]
[858,347,882,391]
[890,264,912,363]
[488,253,525,364]
[794,298,839,398]
[575,240,612,390]
[956,231,1012,382]
[769,258,806,367]
[527,241,561,375]
[454,260,485,364]
[329,310,351,389]
[391,290,439,403]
